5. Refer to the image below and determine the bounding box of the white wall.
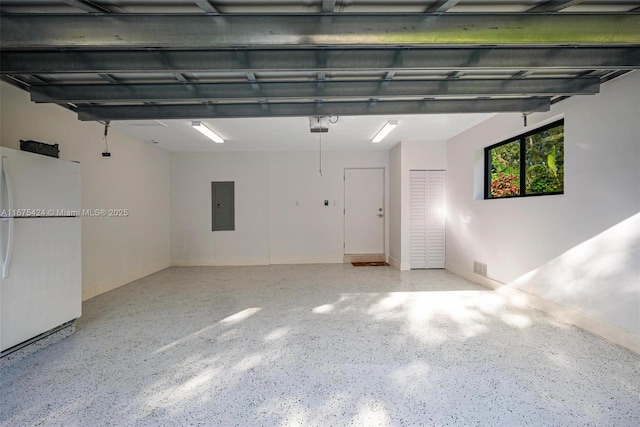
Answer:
[389,143,402,267]
[446,71,640,339]
[171,150,389,265]
[0,82,172,300]
[270,151,389,263]
[171,152,271,265]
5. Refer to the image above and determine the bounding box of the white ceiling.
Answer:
[112,113,495,152]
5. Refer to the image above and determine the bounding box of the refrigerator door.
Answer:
[0,147,80,217]
[1,217,81,351]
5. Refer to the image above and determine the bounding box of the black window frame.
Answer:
[484,119,564,200]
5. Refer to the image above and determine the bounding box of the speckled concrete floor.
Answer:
[1,265,639,426]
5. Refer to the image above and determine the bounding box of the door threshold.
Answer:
[344,254,386,264]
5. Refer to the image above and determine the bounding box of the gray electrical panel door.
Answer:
[211,181,235,231]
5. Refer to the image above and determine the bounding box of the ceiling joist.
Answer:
[3,47,638,74]
[527,1,586,13]
[30,77,600,104]
[321,0,337,13]
[425,1,461,13]
[1,2,638,125]
[61,0,110,13]
[1,13,639,49]
[193,1,219,14]
[76,97,552,121]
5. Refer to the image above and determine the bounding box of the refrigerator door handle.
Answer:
[1,156,14,279]
[1,217,13,279]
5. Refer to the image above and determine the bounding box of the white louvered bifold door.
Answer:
[410,170,446,269]
[426,170,446,268]
[410,171,428,268]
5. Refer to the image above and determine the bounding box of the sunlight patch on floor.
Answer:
[153,322,219,354]
[153,306,261,355]
[145,365,222,414]
[233,354,263,372]
[352,397,392,426]
[500,313,533,329]
[264,327,290,342]
[367,290,511,341]
[220,307,261,324]
[312,304,335,314]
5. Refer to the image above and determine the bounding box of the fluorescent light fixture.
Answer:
[191,121,224,143]
[372,120,398,143]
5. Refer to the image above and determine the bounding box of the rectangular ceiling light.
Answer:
[191,121,224,143]
[372,120,398,143]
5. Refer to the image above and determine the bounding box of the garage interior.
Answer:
[1,1,639,425]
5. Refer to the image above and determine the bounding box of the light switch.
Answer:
[324,200,329,206]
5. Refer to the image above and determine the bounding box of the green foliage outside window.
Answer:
[489,140,520,197]
[524,125,564,195]
[486,120,564,199]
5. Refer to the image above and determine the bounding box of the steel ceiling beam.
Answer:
[1,13,639,49]
[62,0,111,13]
[75,97,551,121]
[193,1,219,14]
[321,0,337,13]
[425,1,461,13]
[98,73,119,84]
[30,77,600,103]
[3,47,639,74]
[528,1,585,13]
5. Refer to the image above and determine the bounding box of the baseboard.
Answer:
[388,256,401,269]
[171,257,270,267]
[270,256,343,265]
[388,256,411,270]
[82,261,171,301]
[343,253,386,264]
[449,268,640,354]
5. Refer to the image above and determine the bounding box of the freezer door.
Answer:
[1,217,81,351]
[0,147,80,216]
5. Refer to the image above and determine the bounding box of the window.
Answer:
[485,119,564,199]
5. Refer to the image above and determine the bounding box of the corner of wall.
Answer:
[82,262,171,301]
[1,81,173,300]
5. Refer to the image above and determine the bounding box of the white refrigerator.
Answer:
[0,146,81,353]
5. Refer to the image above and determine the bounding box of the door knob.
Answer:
[378,213,384,217]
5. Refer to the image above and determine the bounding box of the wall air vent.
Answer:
[473,261,487,277]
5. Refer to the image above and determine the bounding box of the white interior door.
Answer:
[344,168,385,254]
[410,170,446,269]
